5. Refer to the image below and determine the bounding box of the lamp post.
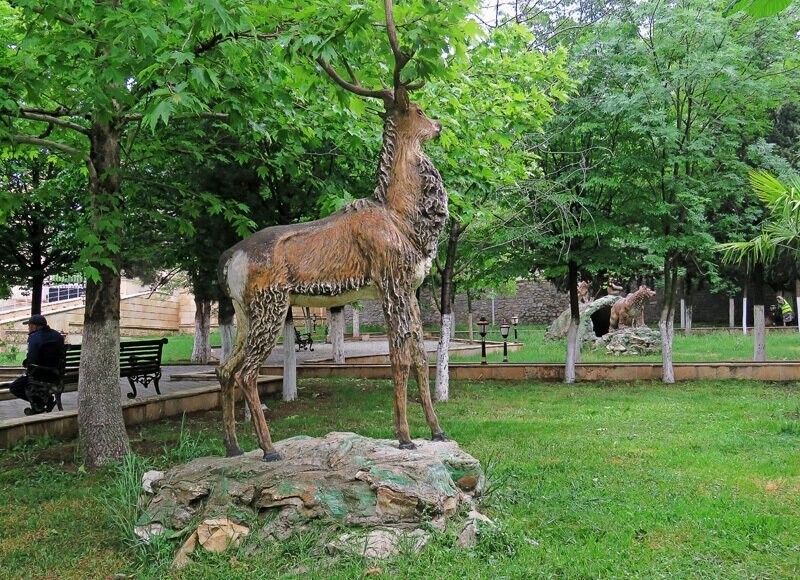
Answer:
[478,316,488,365]
[511,315,519,342]
[500,323,510,363]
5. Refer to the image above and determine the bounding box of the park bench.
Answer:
[295,327,314,351]
[0,338,168,414]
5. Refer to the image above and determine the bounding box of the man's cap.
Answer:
[24,314,47,326]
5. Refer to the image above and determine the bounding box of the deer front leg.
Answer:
[382,282,416,449]
[242,287,290,461]
[408,296,447,442]
[387,339,414,449]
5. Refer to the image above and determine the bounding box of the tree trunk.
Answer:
[191,297,211,364]
[565,260,580,384]
[753,264,766,361]
[330,306,345,363]
[435,217,460,402]
[31,273,44,315]
[218,297,235,363]
[742,284,748,335]
[435,313,452,402]
[467,293,474,343]
[795,279,800,333]
[78,265,129,466]
[660,261,678,384]
[283,311,297,402]
[78,121,129,468]
[684,272,694,334]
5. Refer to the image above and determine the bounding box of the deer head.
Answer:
[316,0,440,143]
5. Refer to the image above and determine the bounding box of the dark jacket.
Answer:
[23,326,65,369]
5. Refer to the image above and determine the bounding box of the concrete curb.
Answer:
[0,376,281,449]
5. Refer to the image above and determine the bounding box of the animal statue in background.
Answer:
[577,280,592,304]
[609,285,656,330]
[216,2,448,461]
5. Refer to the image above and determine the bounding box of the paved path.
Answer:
[0,337,441,422]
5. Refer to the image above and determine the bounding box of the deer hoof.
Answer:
[226,447,244,458]
[431,432,449,442]
[398,441,417,450]
[263,451,282,462]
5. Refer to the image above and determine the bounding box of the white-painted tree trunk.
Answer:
[742,297,748,335]
[468,312,474,343]
[78,313,129,464]
[191,298,211,364]
[796,296,800,333]
[795,280,800,333]
[352,308,360,338]
[753,304,766,361]
[435,313,452,402]
[565,316,580,383]
[660,318,675,384]
[680,298,685,329]
[283,317,297,401]
[330,307,345,363]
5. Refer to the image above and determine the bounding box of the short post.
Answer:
[283,314,297,402]
[478,316,488,365]
[511,315,519,342]
[500,323,510,363]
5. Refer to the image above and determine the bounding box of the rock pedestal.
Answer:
[545,295,621,342]
[136,432,487,563]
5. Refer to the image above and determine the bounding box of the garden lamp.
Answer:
[511,315,519,341]
[500,323,510,363]
[478,316,488,365]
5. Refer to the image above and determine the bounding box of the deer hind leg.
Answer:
[408,295,447,442]
[217,301,249,457]
[239,286,290,462]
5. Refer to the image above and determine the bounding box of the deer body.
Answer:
[217,104,449,460]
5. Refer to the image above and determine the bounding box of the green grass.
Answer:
[451,326,800,364]
[1,378,799,577]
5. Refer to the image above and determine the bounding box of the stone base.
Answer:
[137,432,487,563]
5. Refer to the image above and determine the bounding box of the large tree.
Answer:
[0,0,288,466]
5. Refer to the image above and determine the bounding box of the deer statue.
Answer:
[216,1,448,461]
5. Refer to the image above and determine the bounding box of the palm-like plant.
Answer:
[718,170,800,268]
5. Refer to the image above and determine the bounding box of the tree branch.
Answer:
[120,111,230,124]
[8,135,96,182]
[19,110,90,135]
[13,3,96,38]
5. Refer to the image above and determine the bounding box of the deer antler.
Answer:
[317,0,423,109]
[315,56,394,103]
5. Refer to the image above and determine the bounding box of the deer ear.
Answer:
[395,86,410,112]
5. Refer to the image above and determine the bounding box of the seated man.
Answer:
[8,314,65,413]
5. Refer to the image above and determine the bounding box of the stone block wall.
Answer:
[346,279,793,331]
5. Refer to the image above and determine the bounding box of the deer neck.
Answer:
[373,116,448,257]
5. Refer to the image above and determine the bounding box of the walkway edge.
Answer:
[0,377,281,449]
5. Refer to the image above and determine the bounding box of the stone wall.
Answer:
[346,279,795,331]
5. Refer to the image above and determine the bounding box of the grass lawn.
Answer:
[1,377,798,577]
[451,326,800,364]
